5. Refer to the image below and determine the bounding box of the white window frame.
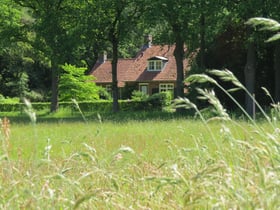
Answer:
[106,84,112,94]
[148,60,163,71]
[159,83,174,92]
[139,83,148,94]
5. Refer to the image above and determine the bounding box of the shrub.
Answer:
[0,100,151,113]
[131,90,148,101]
[98,88,112,100]
[59,64,100,101]
[146,92,172,109]
[119,100,148,111]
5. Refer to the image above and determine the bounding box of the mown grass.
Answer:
[1,115,280,209]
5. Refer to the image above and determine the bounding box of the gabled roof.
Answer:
[90,59,133,87]
[148,56,168,61]
[90,44,189,87]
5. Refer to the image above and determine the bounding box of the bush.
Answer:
[146,92,172,109]
[59,64,100,101]
[0,100,150,113]
[0,96,20,104]
[119,100,148,111]
[0,94,5,101]
[0,93,173,113]
[98,88,112,100]
[131,90,148,101]
[25,90,45,102]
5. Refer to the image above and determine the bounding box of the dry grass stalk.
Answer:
[1,117,11,156]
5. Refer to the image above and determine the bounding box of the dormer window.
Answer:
[148,60,162,71]
[147,56,168,71]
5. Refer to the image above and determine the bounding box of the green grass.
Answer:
[1,116,280,209]
[2,69,279,208]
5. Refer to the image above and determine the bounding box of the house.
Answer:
[90,36,190,99]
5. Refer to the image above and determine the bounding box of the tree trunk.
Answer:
[173,32,185,113]
[174,34,185,98]
[198,12,206,70]
[50,64,59,112]
[274,42,280,102]
[244,42,256,117]
[111,38,119,113]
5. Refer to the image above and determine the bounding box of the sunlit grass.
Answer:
[1,68,280,208]
[9,120,207,160]
[1,117,279,209]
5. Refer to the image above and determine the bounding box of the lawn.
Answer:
[1,114,280,209]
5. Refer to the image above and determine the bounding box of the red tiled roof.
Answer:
[90,44,189,87]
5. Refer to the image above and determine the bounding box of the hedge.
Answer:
[0,92,172,113]
[0,100,158,113]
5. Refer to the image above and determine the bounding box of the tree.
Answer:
[71,0,109,72]
[59,64,100,101]
[0,0,38,99]
[0,0,23,51]
[93,0,143,112]
[14,0,81,112]
[246,17,280,102]
[146,1,227,103]
[219,0,268,115]
[240,1,280,114]
[152,1,191,100]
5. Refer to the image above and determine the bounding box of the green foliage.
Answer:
[0,100,152,113]
[98,88,112,100]
[59,64,100,101]
[2,0,278,113]
[0,96,20,104]
[0,0,23,50]
[146,92,172,108]
[131,90,148,101]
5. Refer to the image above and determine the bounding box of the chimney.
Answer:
[98,51,107,63]
[143,35,152,49]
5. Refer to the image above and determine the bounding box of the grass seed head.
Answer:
[186,74,217,85]
[208,69,244,89]
[23,98,36,124]
[1,117,10,141]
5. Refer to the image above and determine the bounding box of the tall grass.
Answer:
[1,70,280,209]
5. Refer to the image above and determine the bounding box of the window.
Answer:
[147,56,168,71]
[106,84,112,95]
[159,83,174,92]
[139,83,148,94]
[148,60,163,71]
[155,60,162,70]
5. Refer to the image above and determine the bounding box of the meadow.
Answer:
[1,111,280,209]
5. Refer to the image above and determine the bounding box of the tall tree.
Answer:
[196,0,230,70]
[0,0,34,98]
[147,0,193,101]
[244,40,256,116]
[93,0,143,112]
[246,17,280,102]
[146,0,228,103]
[227,0,266,115]
[73,0,109,72]
[14,0,80,112]
[274,42,280,101]
[267,3,280,102]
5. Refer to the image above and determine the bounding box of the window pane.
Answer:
[140,85,148,94]
[156,61,162,70]
[149,61,154,70]
[148,60,162,71]
[159,84,174,92]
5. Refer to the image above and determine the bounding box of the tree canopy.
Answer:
[0,0,279,112]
